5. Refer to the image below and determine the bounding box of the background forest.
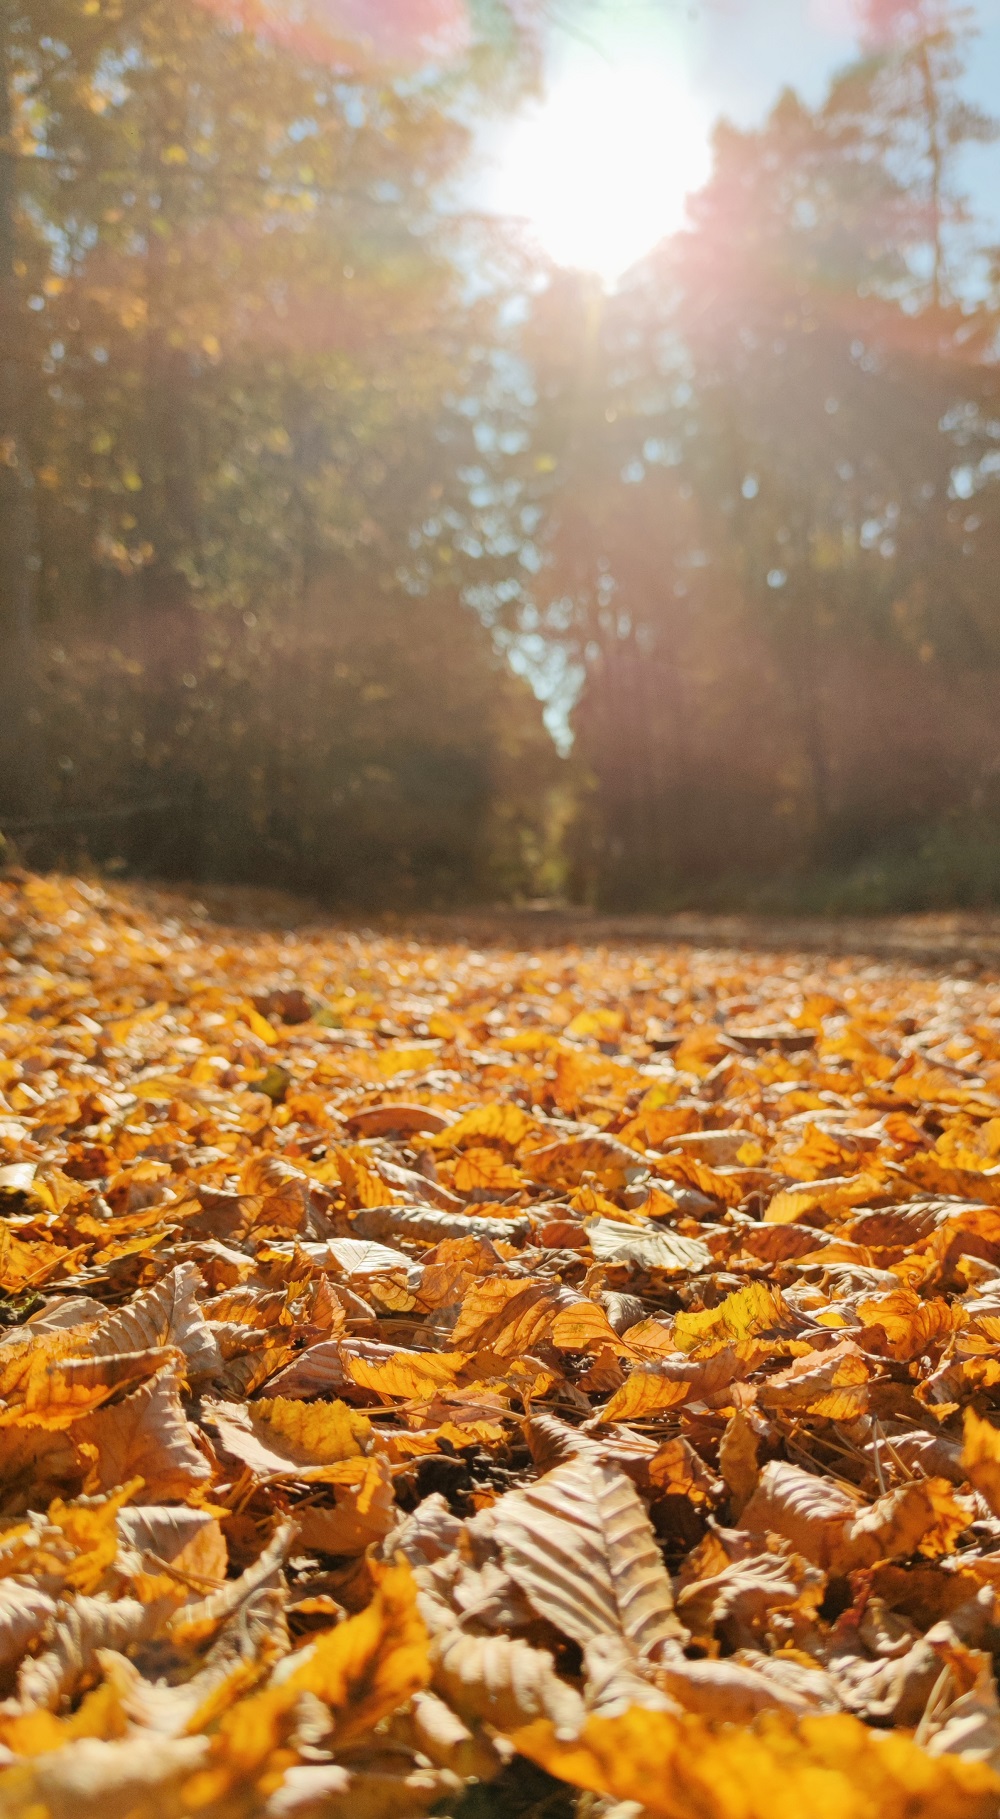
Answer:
[2,0,1000,913]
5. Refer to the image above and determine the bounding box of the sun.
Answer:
[488,61,713,284]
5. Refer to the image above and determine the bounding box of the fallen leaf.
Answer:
[510,1708,1000,1819]
[493,1454,682,1655]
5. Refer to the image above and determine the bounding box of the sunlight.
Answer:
[488,62,713,284]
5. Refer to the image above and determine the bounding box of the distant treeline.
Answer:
[2,0,1000,911]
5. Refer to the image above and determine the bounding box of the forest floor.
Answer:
[6,872,1000,1817]
[115,875,1000,968]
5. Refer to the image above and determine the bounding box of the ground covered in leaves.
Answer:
[9,879,1000,1816]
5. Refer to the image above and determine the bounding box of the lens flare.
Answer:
[488,61,713,284]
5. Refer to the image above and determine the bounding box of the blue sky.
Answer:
[688,0,999,117]
[554,0,1000,130]
[690,0,1000,228]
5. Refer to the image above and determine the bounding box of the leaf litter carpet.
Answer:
[7,880,1000,1816]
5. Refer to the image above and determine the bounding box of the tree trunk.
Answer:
[0,0,41,823]
[917,34,945,309]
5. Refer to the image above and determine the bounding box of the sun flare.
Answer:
[488,62,713,284]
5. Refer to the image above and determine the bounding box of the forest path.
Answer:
[114,877,1000,973]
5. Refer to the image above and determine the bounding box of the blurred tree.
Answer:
[0,0,49,817]
[853,0,994,307]
[0,0,562,902]
[514,0,1000,907]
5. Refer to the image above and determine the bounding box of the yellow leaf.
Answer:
[549,1297,636,1356]
[962,1407,1000,1516]
[856,1289,962,1361]
[252,1396,371,1461]
[451,1279,556,1357]
[509,1708,1000,1819]
[525,1135,642,1192]
[0,1679,128,1758]
[388,1419,507,1458]
[190,1560,429,1799]
[348,1350,465,1401]
[2,1345,163,1429]
[598,1345,761,1423]
[288,1560,429,1736]
[673,1282,787,1354]
[46,1480,144,1593]
[0,1227,72,1292]
[564,1008,625,1040]
[377,1046,440,1077]
[451,1147,522,1193]
[428,1103,535,1150]
[245,1004,279,1044]
[673,1027,737,1075]
[336,1146,398,1209]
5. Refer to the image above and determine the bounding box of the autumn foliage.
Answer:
[8,873,1000,1813]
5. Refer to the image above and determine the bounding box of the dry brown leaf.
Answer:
[293,1459,397,1555]
[116,1504,227,1602]
[71,1353,212,1502]
[845,1479,971,1565]
[580,1633,676,1718]
[718,1411,760,1516]
[86,1264,221,1379]
[346,1105,452,1139]
[757,1340,870,1418]
[586,1218,713,1275]
[0,1581,58,1673]
[676,1548,824,1644]
[450,1279,559,1357]
[392,1687,507,1782]
[267,1760,462,1819]
[354,1204,530,1246]
[654,1653,835,1721]
[549,1296,639,1355]
[741,1461,864,1571]
[0,1735,209,1819]
[493,1454,682,1656]
[431,1627,586,1736]
[598,1344,761,1423]
[17,1594,163,1712]
[167,1520,297,1648]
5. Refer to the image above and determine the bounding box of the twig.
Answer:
[0,796,182,832]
